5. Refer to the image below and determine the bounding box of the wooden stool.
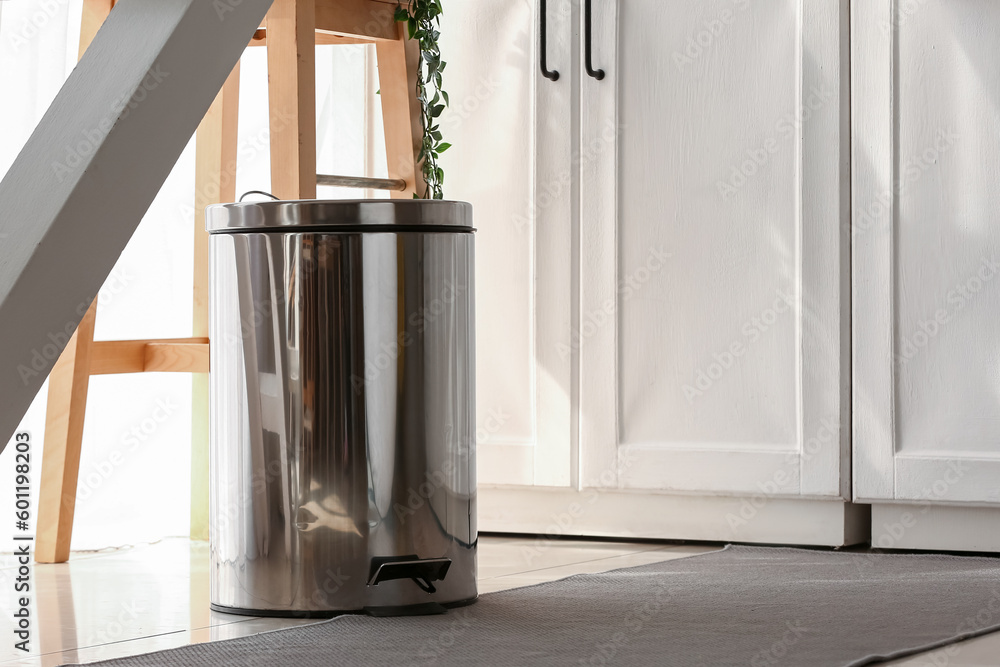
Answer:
[35,0,425,563]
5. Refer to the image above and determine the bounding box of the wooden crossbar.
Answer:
[89,339,210,375]
[315,0,399,41]
[318,174,408,191]
[249,28,374,47]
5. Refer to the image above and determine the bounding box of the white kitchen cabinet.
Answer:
[439,0,574,488]
[580,0,850,497]
[569,0,861,544]
[448,0,866,547]
[853,0,1000,551]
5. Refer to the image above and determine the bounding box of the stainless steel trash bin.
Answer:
[206,200,476,617]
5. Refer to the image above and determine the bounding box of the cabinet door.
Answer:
[853,0,1000,507]
[580,0,850,496]
[440,0,573,486]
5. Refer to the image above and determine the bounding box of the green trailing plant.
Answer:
[395,0,451,199]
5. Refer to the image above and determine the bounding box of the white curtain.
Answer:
[0,1,383,554]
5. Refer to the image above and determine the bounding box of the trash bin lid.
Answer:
[206,199,474,234]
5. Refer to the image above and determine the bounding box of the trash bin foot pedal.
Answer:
[368,555,452,594]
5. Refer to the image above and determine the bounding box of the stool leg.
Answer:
[79,0,115,59]
[34,0,113,565]
[266,0,316,200]
[190,62,241,542]
[376,28,425,199]
[35,302,98,564]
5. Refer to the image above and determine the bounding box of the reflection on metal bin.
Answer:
[206,200,477,617]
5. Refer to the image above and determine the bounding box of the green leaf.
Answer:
[402,0,450,199]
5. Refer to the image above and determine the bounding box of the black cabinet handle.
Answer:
[540,0,559,81]
[585,0,605,80]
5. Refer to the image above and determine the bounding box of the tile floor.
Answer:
[0,537,997,666]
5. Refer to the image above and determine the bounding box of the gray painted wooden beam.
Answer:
[0,0,274,453]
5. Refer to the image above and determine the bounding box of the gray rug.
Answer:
[72,545,1000,666]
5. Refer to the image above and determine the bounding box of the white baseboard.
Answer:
[871,504,1000,552]
[479,486,870,547]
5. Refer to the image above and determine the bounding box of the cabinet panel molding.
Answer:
[852,0,1000,508]
[581,0,850,499]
